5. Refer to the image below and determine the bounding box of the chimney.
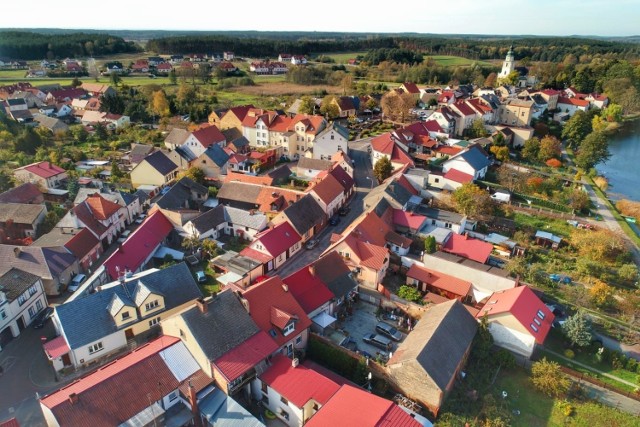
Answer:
[195,297,208,314]
[13,247,21,258]
[309,265,315,276]
[282,284,288,292]
[187,381,203,427]
[69,393,79,404]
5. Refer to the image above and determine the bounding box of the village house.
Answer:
[295,157,333,181]
[271,194,326,243]
[442,144,491,180]
[197,144,230,181]
[0,202,47,241]
[311,122,349,160]
[14,161,68,190]
[308,174,347,218]
[441,232,494,264]
[49,263,202,372]
[74,187,142,226]
[184,205,268,241]
[331,97,357,118]
[0,268,48,348]
[33,227,102,273]
[241,221,302,272]
[326,233,389,289]
[181,124,227,159]
[406,263,472,302]
[556,96,590,117]
[130,151,180,189]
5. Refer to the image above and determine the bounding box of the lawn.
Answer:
[511,212,575,237]
[194,261,220,296]
[317,51,367,64]
[425,55,495,67]
[215,90,262,107]
[0,69,31,79]
[495,368,640,426]
[0,75,174,87]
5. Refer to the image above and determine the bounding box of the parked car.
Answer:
[375,322,402,342]
[117,229,131,244]
[32,307,54,329]
[68,273,87,292]
[329,216,341,226]
[363,333,393,351]
[305,238,319,250]
[549,274,572,284]
[338,206,351,216]
[195,271,207,283]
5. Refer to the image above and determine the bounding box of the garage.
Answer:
[0,325,14,348]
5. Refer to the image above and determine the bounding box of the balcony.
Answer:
[227,368,256,395]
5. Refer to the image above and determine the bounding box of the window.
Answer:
[168,391,178,401]
[28,285,37,296]
[434,178,440,183]
[279,409,290,421]
[36,300,43,311]
[122,311,130,320]
[280,396,288,405]
[0,310,6,320]
[261,381,268,394]
[179,329,185,338]
[537,310,545,320]
[330,134,334,140]
[295,336,302,344]
[530,323,539,333]
[149,317,161,327]
[282,322,295,336]
[28,305,37,319]
[145,300,159,311]
[17,293,28,306]
[533,318,541,326]
[88,342,104,354]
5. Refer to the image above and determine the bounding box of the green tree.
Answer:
[492,132,506,146]
[198,63,212,84]
[531,358,570,398]
[110,160,123,180]
[66,178,79,200]
[562,311,592,348]
[109,72,122,87]
[521,137,540,163]
[15,127,43,154]
[601,103,623,122]
[319,96,339,119]
[591,115,608,133]
[39,211,60,237]
[71,125,89,143]
[298,96,316,115]
[469,118,488,138]
[201,239,218,261]
[168,69,177,85]
[373,156,393,183]
[71,77,82,88]
[181,235,201,254]
[424,236,436,254]
[575,131,610,170]
[452,183,493,216]
[184,166,205,184]
[490,146,510,163]
[397,285,422,303]
[561,110,592,148]
[618,263,638,284]
[538,135,561,162]
[0,171,13,192]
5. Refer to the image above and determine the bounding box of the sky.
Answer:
[1,0,639,37]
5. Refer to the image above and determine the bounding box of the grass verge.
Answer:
[588,177,640,246]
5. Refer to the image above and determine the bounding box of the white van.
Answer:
[68,274,86,292]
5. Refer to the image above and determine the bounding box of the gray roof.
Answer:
[55,262,202,349]
[314,251,358,300]
[156,177,208,210]
[190,205,227,234]
[222,129,244,143]
[211,250,263,277]
[296,157,333,172]
[0,245,75,281]
[224,206,267,230]
[200,388,264,427]
[0,267,40,302]
[133,190,149,204]
[316,122,349,141]
[388,300,477,394]
[203,145,230,168]
[164,128,190,146]
[535,230,562,244]
[180,290,259,361]
[143,151,178,176]
[364,175,415,211]
[280,194,325,236]
[217,182,262,206]
[456,145,491,172]
[33,114,69,132]
[405,168,430,178]
[33,227,83,247]
[0,202,46,224]
[419,207,465,225]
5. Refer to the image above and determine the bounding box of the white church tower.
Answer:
[499,45,515,78]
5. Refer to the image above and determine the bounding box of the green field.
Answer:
[0,69,31,79]
[426,55,495,67]
[253,74,287,83]
[0,74,174,87]
[215,91,261,106]
[317,51,367,64]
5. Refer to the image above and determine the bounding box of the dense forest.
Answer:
[0,32,140,60]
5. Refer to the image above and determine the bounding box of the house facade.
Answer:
[312,123,349,160]
[14,161,68,189]
[245,222,302,271]
[130,151,179,189]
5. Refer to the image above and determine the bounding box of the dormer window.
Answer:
[537,310,545,320]
[282,322,295,336]
[145,300,159,311]
[122,311,130,320]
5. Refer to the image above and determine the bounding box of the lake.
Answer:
[596,119,640,202]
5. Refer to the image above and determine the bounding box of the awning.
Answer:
[119,402,164,427]
[216,271,243,286]
[312,312,337,329]
[472,287,493,304]
[153,246,184,260]
[43,336,70,359]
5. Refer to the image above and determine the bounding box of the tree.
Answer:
[452,183,494,217]
[492,132,506,146]
[561,110,592,148]
[575,131,610,170]
[319,96,339,119]
[200,239,218,261]
[499,70,519,86]
[531,358,570,398]
[617,263,638,284]
[39,211,60,237]
[591,115,608,133]
[490,145,510,162]
[397,285,422,303]
[567,189,590,212]
[181,235,201,254]
[589,279,615,308]
[521,137,540,163]
[168,69,177,85]
[100,94,125,115]
[538,135,562,162]
[468,118,489,138]
[110,160,123,180]
[562,311,592,347]
[198,63,212,84]
[184,166,205,184]
[150,90,170,118]
[424,236,436,254]
[176,83,197,110]
[380,91,414,122]
[570,228,625,262]
[484,72,497,88]
[373,156,393,183]
[66,177,79,200]
[298,96,316,115]
[71,77,82,88]
[497,165,527,193]
[109,72,122,87]
[0,171,13,193]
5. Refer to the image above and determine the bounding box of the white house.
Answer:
[442,144,491,180]
[311,122,349,160]
[0,268,48,349]
[183,205,267,241]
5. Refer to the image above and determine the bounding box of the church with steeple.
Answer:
[499,45,515,78]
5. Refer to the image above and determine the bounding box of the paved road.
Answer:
[577,378,640,415]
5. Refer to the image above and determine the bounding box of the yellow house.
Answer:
[498,99,533,127]
[130,151,179,189]
[209,105,255,131]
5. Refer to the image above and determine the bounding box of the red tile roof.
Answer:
[225,171,274,185]
[305,385,421,427]
[393,209,426,230]
[253,222,301,257]
[213,331,279,381]
[371,133,395,155]
[0,183,43,204]
[309,174,344,205]
[223,105,255,122]
[242,276,311,346]
[64,228,100,260]
[43,336,70,359]
[290,114,325,135]
[476,286,554,344]
[541,89,560,96]
[558,97,589,107]
[435,146,462,156]
[191,124,226,148]
[261,355,340,408]
[442,233,493,264]
[329,165,354,194]
[282,266,334,313]
[443,168,474,184]
[103,211,174,280]
[390,145,415,167]
[239,246,274,263]
[401,82,420,94]
[438,91,455,103]
[341,235,389,270]
[20,161,65,179]
[0,419,19,427]
[256,187,302,212]
[453,100,476,116]
[41,336,180,412]
[407,263,472,297]
[467,98,493,114]
[423,120,444,133]
[413,134,439,148]
[85,193,121,220]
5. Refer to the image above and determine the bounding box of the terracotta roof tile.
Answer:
[85,193,121,220]
[252,222,301,257]
[309,174,344,205]
[407,263,472,297]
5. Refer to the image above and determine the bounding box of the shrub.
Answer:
[593,176,609,191]
[564,349,575,359]
[397,285,422,303]
[557,400,574,417]
[546,158,562,168]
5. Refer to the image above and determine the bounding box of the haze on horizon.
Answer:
[1,0,638,37]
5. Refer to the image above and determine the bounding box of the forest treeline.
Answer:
[0,31,140,60]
